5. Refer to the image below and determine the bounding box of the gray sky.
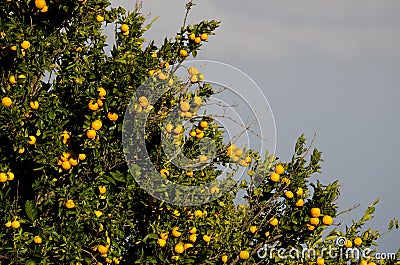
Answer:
[113,0,400,252]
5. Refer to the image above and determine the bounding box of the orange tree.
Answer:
[0,0,399,264]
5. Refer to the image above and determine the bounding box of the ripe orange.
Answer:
[0,173,7,183]
[174,242,184,254]
[88,100,99,111]
[311,208,321,218]
[239,250,250,260]
[202,235,211,242]
[98,186,106,194]
[249,226,257,233]
[91,120,102,130]
[194,210,203,217]
[194,37,201,44]
[310,217,320,226]
[189,131,196,137]
[193,96,202,105]
[172,227,182,237]
[21,40,30,49]
[33,236,42,244]
[78,153,86,160]
[86,130,96,139]
[189,33,196,40]
[40,5,48,12]
[98,245,108,255]
[196,131,204,139]
[68,158,78,166]
[11,220,20,229]
[9,75,17,85]
[7,172,14,181]
[306,224,315,231]
[221,255,228,263]
[2,97,12,107]
[285,191,294,199]
[354,237,362,246]
[30,101,39,109]
[179,49,188,57]
[199,155,208,162]
[269,218,279,226]
[35,0,46,9]
[120,24,129,32]
[295,199,304,207]
[96,15,104,22]
[65,200,75,209]
[270,173,280,182]
[107,112,118,121]
[188,66,199,75]
[61,161,71,170]
[157,238,166,247]
[275,164,284,174]
[189,234,197,242]
[160,231,168,240]
[200,121,208,128]
[296,188,304,196]
[138,96,148,107]
[345,239,352,248]
[316,257,324,265]
[200,33,208,41]
[5,221,12,227]
[322,215,333,226]
[180,101,190,112]
[97,87,106,97]
[184,243,193,250]
[28,136,36,145]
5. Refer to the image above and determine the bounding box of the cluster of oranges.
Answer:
[189,120,208,139]
[307,207,334,231]
[187,66,204,83]
[4,218,21,229]
[226,144,252,167]
[188,32,208,45]
[165,123,183,139]
[178,95,202,118]
[0,171,14,183]
[88,87,106,111]
[133,96,153,113]
[57,150,86,171]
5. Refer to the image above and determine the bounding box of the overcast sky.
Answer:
[112,0,400,252]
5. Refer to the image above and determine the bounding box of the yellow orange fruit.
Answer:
[180,101,190,112]
[295,199,304,207]
[78,153,86,160]
[239,250,250,260]
[307,224,315,231]
[33,236,42,244]
[86,129,96,139]
[285,191,294,199]
[172,227,182,237]
[98,186,106,194]
[174,242,184,254]
[200,33,208,41]
[189,33,196,40]
[9,75,17,85]
[275,164,284,174]
[194,37,201,44]
[316,257,324,265]
[40,5,48,12]
[107,112,118,121]
[28,136,36,145]
[310,208,321,218]
[96,15,104,22]
[188,66,198,75]
[296,188,304,196]
[200,121,208,128]
[310,217,320,226]
[194,210,203,217]
[0,173,7,183]
[30,101,39,109]
[21,40,30,49]
[98,245,108,255]
[138,96,148,107]
[179,49,188,57]
[221,255,228,263]
[7,172,14,181]
[354,237,362,246]
[2,97,12,107]
[249,226,257,233]
[322,215,333,226]
[270,173,280,182]
[160,231,168,240]
[199,155,208,163]
[61,161,71,170]
[35,0,46,9]
[193,96,202,105]
[345,239,352,248]
[11,220,20,229]
[97,87,106,97]
[91,120,102,130]
[5,221,12,227]
[69,158,78,166]
[183,243,193,250]
[189,234,197,242]
[88,100,99,111]
[269,218,278,226]
[202,235,211,242]
[157,238,166,247]
[120,24,129,32]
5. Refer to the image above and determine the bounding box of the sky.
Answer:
[112,0,400,253]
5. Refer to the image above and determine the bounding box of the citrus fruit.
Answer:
[316,257,324,265]
[157,238,166,247]
[65,199,75,209]
[7,172,14,181]
[221,255,228,263]
[61,161,71,170]
[296,188,304,196]
[160,231,168,240]
[11,220,20,229]
[0,173,7,182]
[97,87,106,97]
[202,235,211,242]
[295,199,304,207]
[86,130,96,139]
[28,136,36,145]
[138,96,148,107]
[354,237,362,246]
[184,243,193,250]
[9,75,17,84]
[322,215,333,226]
[88,100,99,111]
[189,234,197,242]
[269,218,278,226]
[98,245,108,255]
[310,217,320,226]
[78,153,86,160]
[30,101,39,109]
[98,186,106,194]
[180,101,190,112]
[199,155,208,162]
[2,97,12,107]
[33,236,42,244]
[179,49,188,57]
[193,96,202,105]
[5,221,12,227]
[91,120,102,130]
[35,0,46,9]
[200,121,208,128]
[174,242,184,254]
[239,250,249,260]
[275,164,284,174]
[270,173,280,182]
[285,191,294,199]
[21,40,30,49]
[249,226,257,233]
[194,37,201,44]
[172,227,181,237]
[200,33,208,41]
[120,24,129,32]
[96,15,104,22]
[311,208,321,218]
[188,66,198,75]
[345,239,352,248]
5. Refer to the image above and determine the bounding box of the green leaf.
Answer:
[25,200,38,222]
